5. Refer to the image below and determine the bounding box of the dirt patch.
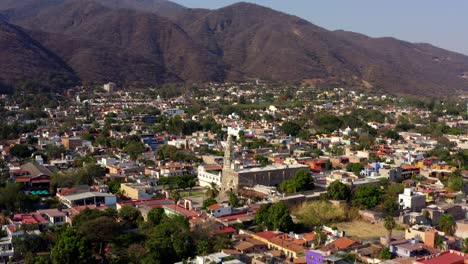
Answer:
[335,220,404,240]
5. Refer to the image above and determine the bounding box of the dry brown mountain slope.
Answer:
[1,0,468,96]
[0,19,77,93]
[11,0,225,86]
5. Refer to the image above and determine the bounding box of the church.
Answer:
[221,135,309,195]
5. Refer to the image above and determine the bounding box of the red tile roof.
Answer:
[214,227,237,235]
[255,231,281,240]
[217,213,251,221]
[415,251,465,264]
[323,237,360,251]
[207,204,223,210]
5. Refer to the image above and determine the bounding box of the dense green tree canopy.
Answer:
[50,227,95,264]
[327,180,351,201]
[279,169,314,193]
[280,121,301,136]
[352,185,383,209]
[255,202,294,232]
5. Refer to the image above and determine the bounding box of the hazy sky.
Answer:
[173,0,468,55]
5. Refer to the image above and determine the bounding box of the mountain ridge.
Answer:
[0,0,467,96]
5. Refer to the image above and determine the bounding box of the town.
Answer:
[0,81,467,264]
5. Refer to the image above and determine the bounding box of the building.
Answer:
[163,108,185,117]
[37,209,68,227]
[197,164,222,187]
[59,192,116,208]
[388,239,426,258]
[103,82,116,92]
[400,165,421,179]
[61,137,83,150]
[252,231,308,259]
[175,252,245,264]
[120,183,154,200]
[413,250,466,264]
[15,163,52,192]
[221,135,309,195]
[206,204,233,217]
[398,188,426,212]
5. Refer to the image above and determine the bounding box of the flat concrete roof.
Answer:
[63,191,115,201]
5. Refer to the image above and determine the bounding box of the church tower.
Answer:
[221,134,239,196]
[223,134,233,170]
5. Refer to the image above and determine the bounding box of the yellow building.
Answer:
[120,183,153,200]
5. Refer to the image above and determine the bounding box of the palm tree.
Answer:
[384,216,396,246]
[438,214,456,236]
[434,235,446,251]
[461,238,468,253]
[171,190,181,212]
[205,182,219,199]
[187,178,196,195]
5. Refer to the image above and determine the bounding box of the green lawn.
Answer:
[180,191,206,197]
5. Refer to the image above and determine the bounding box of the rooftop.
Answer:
[63,191,115,201]
[415,250,465,264]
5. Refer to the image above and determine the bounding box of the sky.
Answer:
[173,0,468,55]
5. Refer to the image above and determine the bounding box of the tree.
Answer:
[327,180,351,201]
[384,130,400,140]
[384,216,396,246]
[228,192,240,207]
[44,145,66,160]
[167,117,185,135]
[461,238,468,253]
[279,169,314,193]
[12,233,50,261]
[378,246,392,260]
[203,198,217,209]
[107,179,124,194]
[147,207,166,226]
[0,183,33,212]
[312,226,328,248]
[352,185,383,209]
[0,159,10,185]
[144,215,192,263]
[187,177,196,195]
[205,182,219,199]
[280,121,301,137]
[119,206,143,229]
[50,227,95,264]
[434,235,446,251]
[255,202,294,232]
[171,190,181,211]
[447,174,464,191]
[79,216,120,256]
[346,163,364,176]
[9,144,34,159]
[123,141,145,160]
[438,214,456,236]
[72,208,117,227]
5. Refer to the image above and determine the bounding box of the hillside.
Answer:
[0,0,468,96]
[0,19,77,93]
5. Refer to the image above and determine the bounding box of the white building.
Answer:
[103,82,116,92]
[167,138,188,149]
[197,164,222,187]
[227,124,247,138]
[59,192,117,208]
[37,209,68,227]
[163,108,184,117]
[398,188,426,212]
[176,252,244,264]
[207,204,233,217]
